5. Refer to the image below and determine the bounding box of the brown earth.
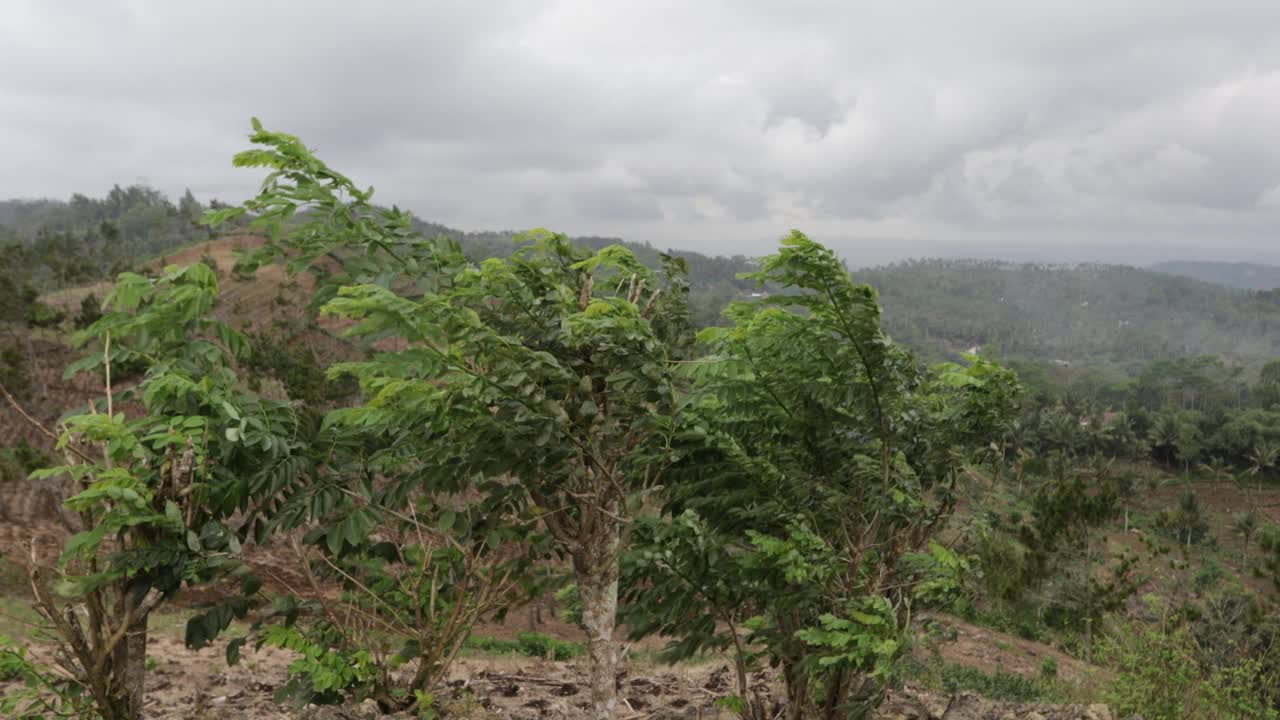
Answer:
[7,636,1119,720]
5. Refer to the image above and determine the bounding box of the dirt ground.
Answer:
[0,507,1126,719]
[15,636,1112,720]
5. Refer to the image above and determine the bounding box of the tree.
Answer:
[1234,509,1260,560]
[3,264,305,720]
[75,292,103,330]
[1248,439,1279,492]
[1258,359,1280,408]
[622,232,1015,719]
[210,120,695,720]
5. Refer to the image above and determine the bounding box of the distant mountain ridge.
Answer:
[858,258,1280,367]
[9,186,1280,370]
[1150,260,1280,291]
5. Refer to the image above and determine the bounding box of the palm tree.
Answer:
[1234,509,1260,560]
[1198,456,1235,484]
[1248,439,1279,493]
[1148,413,1181,467]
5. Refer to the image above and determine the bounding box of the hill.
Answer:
[1150,260,1280,291]
[859,259,1280,368]
[0,185,247,292]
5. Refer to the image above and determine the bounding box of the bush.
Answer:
[0,345,29,402]
[0,441,51,484]
[555,583,582,625]
[0,639,26,681]
[938,664,1058,703]
[465,632,583,661]
[23,301,63,328]
[515,632,582,660]
[74,293,102,329]
[1154,491,1210,547]
[1100,623,1278,720]
[0,635,95,717]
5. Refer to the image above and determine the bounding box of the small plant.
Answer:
[0,636,96,719]
[24,300,65,328]
[939,664,1058,703]
[465,632,584,660]
[0,637,27,682]
[233,494,538,714]
[1039,656,1058,681]
[1193,558,1225,593]
[555,583,582,626]
[515,632,583,661]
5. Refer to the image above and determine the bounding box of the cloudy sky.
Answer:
[5,1,1280,265]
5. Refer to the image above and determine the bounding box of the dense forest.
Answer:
[4,126,1280,720]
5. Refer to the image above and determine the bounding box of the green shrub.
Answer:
[938,664,1058,703]
[555,583,582,625]
[515,632,582,660]
[74,293,102,330]
[1194,558,1225,592]
[0,639,26,681]
[1100,624,1278,720]
[464,632,582,660]
[0,635,95,717]
[1039,656,1058,681]
[23,301,64,328]
[0,441,49,484]
[0,345,29,402]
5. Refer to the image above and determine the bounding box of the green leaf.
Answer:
[226,637,246,666]
[850,610,882,625]
[165,500,183,528]
[326,524,344,555]
[437,510,456,531]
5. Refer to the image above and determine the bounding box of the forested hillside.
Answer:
[860,259,1280,367]
[0,186,243,291]
[1152,260,1280,291]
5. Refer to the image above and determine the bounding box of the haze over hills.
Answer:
[1150,259,1280,291]
[861,259,1280,367]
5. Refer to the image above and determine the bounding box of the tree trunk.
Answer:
[124,614,148,719]
[574,530,621,720]
[783,661,808,720]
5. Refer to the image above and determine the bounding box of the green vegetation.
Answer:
[1101,624,1278,720]
[465,632,584,660]
[938,665,1060,704]
[0,186,231,292]
[6,119,1280,720]
[17,264,308,720]
[620,235,1014,719]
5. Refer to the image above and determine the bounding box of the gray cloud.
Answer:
[6,0,1280,264]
